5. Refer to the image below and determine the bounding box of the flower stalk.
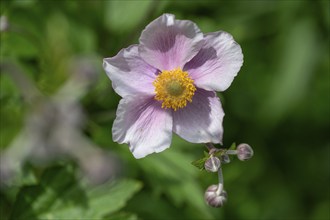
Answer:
[203,142,254,208]
[225,150,237,155]
[216,166,224,195]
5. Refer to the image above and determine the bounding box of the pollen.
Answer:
[153,68,196,111]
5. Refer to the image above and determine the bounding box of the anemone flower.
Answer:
[103,14,243,158]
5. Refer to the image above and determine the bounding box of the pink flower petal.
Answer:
[103,45,158,97]
[112,95,173,159]
[173,88,224,144]
[184,31,243,92]
[139,14,204,71]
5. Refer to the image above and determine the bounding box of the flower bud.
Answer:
[204,156,221,172]
[220,154,230,164]
[205,184,227,207]
[237,143,254,161]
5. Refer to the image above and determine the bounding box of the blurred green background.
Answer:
[0,0,329,220]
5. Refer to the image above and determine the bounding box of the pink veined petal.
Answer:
[103,45,158,97]
[139,13,204,71]
[112,95,173,159]
[173,88,224,144]
[184,31,243,92]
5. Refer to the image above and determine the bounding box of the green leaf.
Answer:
[0,31,39,58]
[38,179,142,219]
[84,179,142,218]
[203,150,209,157]
[0,73,25,149]
[10,165,142,220]
[104,212,138,220]
[229,142,237,151]
[191,156,209,171]
[10,165,80,220]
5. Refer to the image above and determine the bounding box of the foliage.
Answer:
[10,164,142,220]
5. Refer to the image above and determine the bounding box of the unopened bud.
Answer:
[237,143,254,161]
[205,184,227,207]
[220,154,230,164]
[204,156,220,172]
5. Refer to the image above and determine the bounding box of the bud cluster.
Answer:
[203,143,254,208]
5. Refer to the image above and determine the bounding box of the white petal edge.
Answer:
[112,95,173,159]
[139,13,204,71]
[184,31,243,92]
[173,88,224,144]
[103,45,158,97]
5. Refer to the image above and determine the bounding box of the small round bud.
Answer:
[205,185,227,207]
[220,154,230,164]
[237,143,254,161]
[204,156,221,172]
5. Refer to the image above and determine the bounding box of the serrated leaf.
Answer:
[203,151,209,157]
[10,165,79,220]
[229,142,237,150]
[10,165,142,220]
[191,156,209,171]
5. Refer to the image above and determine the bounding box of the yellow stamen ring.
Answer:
[153,68,196,111]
